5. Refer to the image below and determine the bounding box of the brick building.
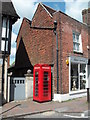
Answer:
[11,3,90,101]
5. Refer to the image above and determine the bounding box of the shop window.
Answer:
[71,63,86,91]
[71,63,78,91]
[80,64,86,90]
[73,32,82,53]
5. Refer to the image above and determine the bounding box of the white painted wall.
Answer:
[25,75,33,99]
[53,92,87,102]
[4,58,7,102]
[87,65,90,88]
[1,18,9,51]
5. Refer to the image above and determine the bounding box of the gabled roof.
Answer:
[2,0,19,18]
[40,3,56,17]
[40,3,87,27]
[42,3,56,16]
[16,17,31,42]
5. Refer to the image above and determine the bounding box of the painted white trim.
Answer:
[73,50,83,54]
[64,114,87,118]
[69,89,87,95]
[7,75,10,102]
[4,59,8,102]
[87,65,90,88]
[53,92,87,102]
[40,3,53,18]
[78,64,80,90]
[86,64,88,88]
[69,57,71,93]
[79,34,83,53]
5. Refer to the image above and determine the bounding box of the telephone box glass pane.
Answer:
[43,72,49,96]
[35,71,38,96]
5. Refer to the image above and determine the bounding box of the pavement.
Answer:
[0,96,89,119]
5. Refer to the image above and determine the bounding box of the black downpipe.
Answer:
[54,21,59,94]
[59,13,62,94]
[56,32,59,94]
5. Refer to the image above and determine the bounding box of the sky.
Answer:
[10,0,89,65]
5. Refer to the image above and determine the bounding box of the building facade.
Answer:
[12,3,89,101]
[0,0,19,104]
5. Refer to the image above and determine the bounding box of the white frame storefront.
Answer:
[53,56,88,102]
[69,56,88,95]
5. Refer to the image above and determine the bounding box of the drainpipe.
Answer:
[54,21,59,94]
[59,13,62,94]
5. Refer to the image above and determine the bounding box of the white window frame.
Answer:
[73,32,83,53]
[1,40,8,51]
[2,17,9,38]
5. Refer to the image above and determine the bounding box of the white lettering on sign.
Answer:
[70,56,88,64]
[34,67,40,69]
[42,67,50,69]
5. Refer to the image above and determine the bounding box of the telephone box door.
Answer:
[43,70,51,100]
[33,69,40,101]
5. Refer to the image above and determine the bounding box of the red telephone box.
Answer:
[33,64,51,102]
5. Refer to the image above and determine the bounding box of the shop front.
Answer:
[69,56,88,94]
[53,56,88,102]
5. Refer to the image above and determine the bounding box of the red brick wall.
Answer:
[32,3,53,28]
[16,18,31,51]
[16,5,89,95]
[16,18,55,66]
[27,28,54,65]
[88,27,90,59]
[57,12,88,94]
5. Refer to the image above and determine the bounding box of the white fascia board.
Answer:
[40,3,53,18]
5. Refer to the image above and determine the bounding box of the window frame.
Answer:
[72,31,83,53]
[69,57,88,95]
[70,63,86,91]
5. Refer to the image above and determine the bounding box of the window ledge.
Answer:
[69,89,87,95]
[73,50,83,54]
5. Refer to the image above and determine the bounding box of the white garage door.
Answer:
[10,77,25,101]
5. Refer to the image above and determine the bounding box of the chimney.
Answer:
[82,1,90,26]
[89,1,90,8]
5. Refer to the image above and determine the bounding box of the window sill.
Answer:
[69,89,87,95]
[73,50,83,54]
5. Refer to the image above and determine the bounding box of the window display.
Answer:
[71,63,86,91]
[80,64,86,90]
[71,64,78,91]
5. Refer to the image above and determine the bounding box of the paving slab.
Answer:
[1,97,88,118]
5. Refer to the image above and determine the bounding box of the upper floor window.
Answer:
[73,32,82,53]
